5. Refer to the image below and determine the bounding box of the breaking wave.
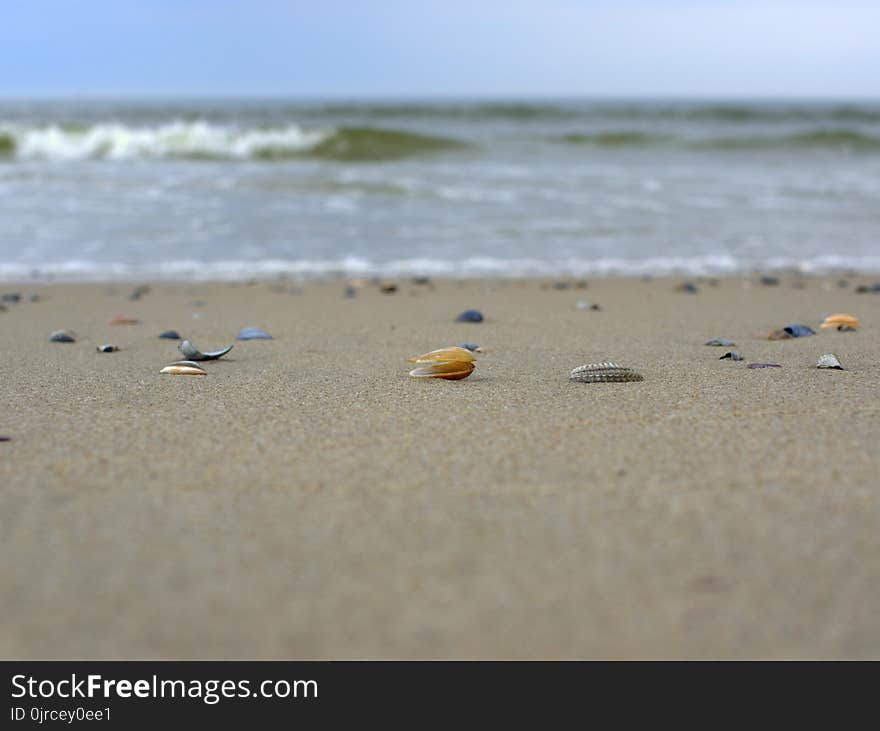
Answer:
[3,254,879,283]
[0,122,466,162]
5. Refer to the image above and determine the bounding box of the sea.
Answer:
[1,98,879,281]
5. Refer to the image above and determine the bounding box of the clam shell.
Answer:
[409,361,475,380]
[160,360,207,376]
[816,353,844,370]
[569,362,643,383]
[819,314,860,330]
[407,347,476,365]
[178,339,233,361]
[96,344,119,353]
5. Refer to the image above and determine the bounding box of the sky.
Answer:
[1,0,879,98]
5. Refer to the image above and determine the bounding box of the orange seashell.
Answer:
[819,313,860,329]
[407,346,476,364]
[409,361,475,380]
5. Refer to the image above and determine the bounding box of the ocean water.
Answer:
[1,98,879,281]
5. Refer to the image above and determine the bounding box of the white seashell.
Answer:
[569,362,643,383]
[816,353,844,370]
[160,360,207,375]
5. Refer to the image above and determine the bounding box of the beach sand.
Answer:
[1,276,879,659]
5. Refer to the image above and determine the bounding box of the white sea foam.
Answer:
[1,121,329,161]
[2,255,879,283]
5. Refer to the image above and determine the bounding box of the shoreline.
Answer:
[2,276,879,658]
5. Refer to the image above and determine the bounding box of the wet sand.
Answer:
[1,276,879,659]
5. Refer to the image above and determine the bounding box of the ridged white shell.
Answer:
[569,362,643,383]
[816,353,844,370]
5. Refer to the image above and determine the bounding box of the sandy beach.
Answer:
[1,275,879,659]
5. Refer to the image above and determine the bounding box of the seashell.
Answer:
[0,435,10,442]
[767,329,792,340]
[719,351,744,361]
[837,325,857,332]
[344,285,357,298]
[2,292,21,303]
[158,330,181,340]
[576,300,601,311]
[160,360,207,376]
[379,282,398,293]
[456,309,484,323]
[49,329,76,343]
[675,282,698,294]
[747,363,782,369]
[459,343,483,353]
[705,338,736,346]
[96,344,118,353]
[819,313,859,330]
[409,361,475,380]
[109,314,140,325]
[408,347,476,365]
[236,327,273,340]
[855,282,880,294]
[128,285,150,301]
[178,339,233,361]
[759,276,780,286]
[569,362,643,383]
[816,353,844,370]
[784,324,815,338]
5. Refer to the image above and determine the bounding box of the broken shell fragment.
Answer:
[719,351,744,361]
[178,339,233,361]
[816,353,844,370]
[236,327,273,340]
[706,338,736,346]
[747,363,782,369]
[49,329,76,343]
[569,362,643,383]
[819,314,860,330]
[109,314,140,325]
[96,344,119,353]
[160,360,207,376]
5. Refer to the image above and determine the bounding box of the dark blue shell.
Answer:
[459,343,480,352]
[456,309,484,323]
[783,324,815,338]
[237,327,273,340]
[159,330,181,340]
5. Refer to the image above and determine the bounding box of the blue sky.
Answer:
[2,0,879,97]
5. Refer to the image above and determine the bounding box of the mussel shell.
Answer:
[158,330,182,340]
[49,329,76,343]
[455,309,484,323]
[96,344,119,353]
